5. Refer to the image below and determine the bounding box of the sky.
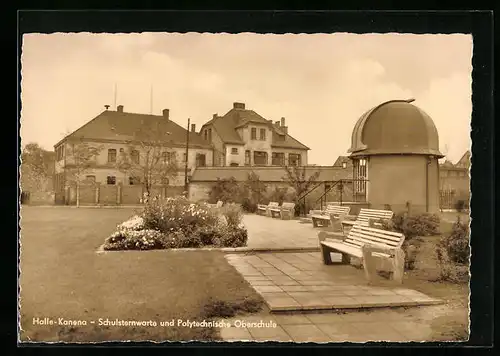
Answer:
[20,33,472,165]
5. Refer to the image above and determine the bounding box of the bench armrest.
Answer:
[361,244,400,256]
[343,214,357,221]
[318,230,345,242]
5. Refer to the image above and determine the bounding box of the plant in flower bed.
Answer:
[378,212,441,270]
[103,197,248,251]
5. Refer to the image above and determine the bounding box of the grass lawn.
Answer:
[19,207,264,343]
[401,215,470,341]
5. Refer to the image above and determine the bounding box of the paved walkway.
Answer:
[243,214,321,250]
[226,252,441,312]
[218,305,447,342]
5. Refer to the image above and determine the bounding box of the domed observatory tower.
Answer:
[348,99,444,214]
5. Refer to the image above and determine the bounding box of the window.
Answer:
[129,176,140,185]
[119,148,124,153]
[231,147,238,155]
[196,153,206,167]
[354,158,367,193]
[230,163,239,167]
[272,152,285,166]
[85,175,96,183]
[161,177,169,185]
[183,153,187,163]
[162,152,169,164]
[342,162,347,169]
[245,150,251,166]
[208,129,212,142]
[204,130,208,140]
[251,128,257,140]
[56,145,65,161]
[260,128,266,140]
[288,153,301,166]
[106,176,116,185]
[108,149,117,163]
[253,151,268,166]
[131,150,140,164]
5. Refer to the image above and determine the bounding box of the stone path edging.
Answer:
[96,244,320,254]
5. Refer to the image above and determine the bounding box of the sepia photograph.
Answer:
[19,29,474,344]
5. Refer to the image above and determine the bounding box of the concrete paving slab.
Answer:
[226,252,443,313]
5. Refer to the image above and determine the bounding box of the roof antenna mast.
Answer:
[113,83,118,110]
[150,84,153,114]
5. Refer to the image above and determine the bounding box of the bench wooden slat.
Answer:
[345,236,400,249]
[319,222,406,283]
[348,229,402,243]
[311,205,351,227]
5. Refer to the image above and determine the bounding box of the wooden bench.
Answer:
[318,225,406,283]
[269,202,296,220]
[257,202,279,217]
[310,205,351,228]
[341,208,393,234]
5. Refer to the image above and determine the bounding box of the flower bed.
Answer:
[103,196,248,251]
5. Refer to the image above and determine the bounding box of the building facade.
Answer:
[439,151,470,209]
[199,102,309,168]
[53,105,213,204]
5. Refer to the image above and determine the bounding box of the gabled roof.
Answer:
[440,160,455,168]
[200,105,309,150]
[56,110,211,148]
[333,156,352,167]
[455,151,471,167]
[191,166,352,182]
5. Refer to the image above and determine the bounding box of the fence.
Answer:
[440,189,469,210]
[63,183,185,205]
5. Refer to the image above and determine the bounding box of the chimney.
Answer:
[162,109,170,120]
[117,105,124,112]
[104,105,110,110]
[281,117,286,127]
[274,121,280,127]
[233,102,245,110]
[282,126,288,135]
[191,124,196,133]
[213,113,218,120]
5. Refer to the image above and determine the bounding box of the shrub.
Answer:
[265,187,288,205]
[142,196,219,234]
[455,199,466,213]
[209,177,245,204]
[218,226,248,248]
[380,212,440,240]
[440,217,470,265]
[241,198,258,213]
[221,203,243,228]
[435,245,470,284]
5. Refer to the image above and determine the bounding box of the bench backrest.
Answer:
[344,224,405,250]
[281,202,295,210]
[268,202,279,208]
[356,209,393,224]
[324,205,351,216]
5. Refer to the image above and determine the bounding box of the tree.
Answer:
[208,177,242,203]
[244,172,267,204]
[282,165,321,215]
[65,140,103,207]
[117,119,178,196]
[20,143,55,198]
